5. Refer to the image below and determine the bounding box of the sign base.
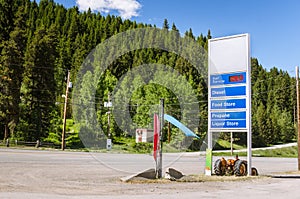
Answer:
[205,148,212,176]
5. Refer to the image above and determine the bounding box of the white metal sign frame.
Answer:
[208,33,252,176]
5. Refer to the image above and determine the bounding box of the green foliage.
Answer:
[250,59,296,146]
[65,120,84,148]
[0,0,296,150]
[132,142,152,153]
[44,118,83,148]
[0,3,27,139]
[96,70,118,136]
[19,25,58,141]
[44,132,61,145]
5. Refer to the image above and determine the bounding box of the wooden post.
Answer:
[296,66,300,170]
[168,122,171,143]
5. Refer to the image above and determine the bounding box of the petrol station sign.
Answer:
[207,33,252,176]
[208,34,250,132]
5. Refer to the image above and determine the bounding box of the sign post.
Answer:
[153,114,159,163]
[208,34,252,175]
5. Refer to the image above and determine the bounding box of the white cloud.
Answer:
[76,0,142,19]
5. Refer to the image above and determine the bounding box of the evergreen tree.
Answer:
[0,4,27,140]
[163,19,169,30]
[185,28,195,40]
[0,0,23,42]
[20,26,58,141]
[171,23,178,32]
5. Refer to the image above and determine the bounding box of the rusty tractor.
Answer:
[214,155,258,176]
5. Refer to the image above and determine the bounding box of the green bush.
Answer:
[132,142,152,153]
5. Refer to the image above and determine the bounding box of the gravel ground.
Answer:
[0,148,300,198]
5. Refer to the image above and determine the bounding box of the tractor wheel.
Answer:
[234,160,247,176]
[251,167,258,176]
[214,159,225,176]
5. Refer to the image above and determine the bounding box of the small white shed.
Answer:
[135,129,154,143]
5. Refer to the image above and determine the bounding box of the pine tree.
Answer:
[185,28,195,40]
[20,25,58,141]
[171,23,178,32]
[0,4,27,140]
[163,19,169,30]
[0,0,23,42]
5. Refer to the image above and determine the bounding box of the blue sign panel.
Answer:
[211,111,246,120]
[211,86,246,98]
[211,99,246,109]
[211,120,246,128]
[210,72,246,86]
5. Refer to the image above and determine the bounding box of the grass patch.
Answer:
[216,139,245,150]
[107,137,184,154]
[214,146,298,158]
[107,137,154,154]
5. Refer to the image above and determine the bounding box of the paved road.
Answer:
[0,148,299,198]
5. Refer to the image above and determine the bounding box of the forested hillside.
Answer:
[0,0,296,148]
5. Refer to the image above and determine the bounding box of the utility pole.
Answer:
[157,99,164,178]
[296,66,300,170]
[62,70,70,150]
[168,122,171,143]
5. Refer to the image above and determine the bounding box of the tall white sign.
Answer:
[208,34,252,175]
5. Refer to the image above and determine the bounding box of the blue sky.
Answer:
[45,0,300,75]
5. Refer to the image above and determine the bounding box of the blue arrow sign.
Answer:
[164,114,199,139]
[211,99,246,109]
[211,111,246,120]
[211,120,246,128]
[211,86,246,98]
